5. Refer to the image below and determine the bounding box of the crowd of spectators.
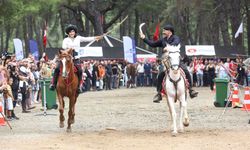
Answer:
[0,50,250,122]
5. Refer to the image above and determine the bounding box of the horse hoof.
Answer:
[183,118,189,127]
[66,128,72,133]
[59,122,64,128]
[171,131,178,137]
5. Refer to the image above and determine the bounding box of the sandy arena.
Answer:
[1,87,250,150]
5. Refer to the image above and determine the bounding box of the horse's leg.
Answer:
[167,96,177,136]
[67,95,76,132]
[183,98,189,127]
[71,96,77,124]
[57,94,65,128]
[179,95,185,133]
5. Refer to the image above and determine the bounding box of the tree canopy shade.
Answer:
[0,0,249,57]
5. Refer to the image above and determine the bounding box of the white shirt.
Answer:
[62,35,95,58]
[137,64,144,73]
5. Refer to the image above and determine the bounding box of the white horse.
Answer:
[163,45,189,136]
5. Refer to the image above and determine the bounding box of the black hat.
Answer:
[65,24,78,34]
[163,24,174,34]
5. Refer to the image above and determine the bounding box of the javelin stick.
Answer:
[85,40,96,47]
[105,15,128,35]
[85,16,128,47]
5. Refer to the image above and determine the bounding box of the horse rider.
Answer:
[49,24,103,93]
[140,24,198,103]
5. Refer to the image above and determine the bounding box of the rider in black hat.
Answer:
[140,24,198,103]
[49,24,103,93]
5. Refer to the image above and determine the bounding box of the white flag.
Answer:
[234,22,243,38]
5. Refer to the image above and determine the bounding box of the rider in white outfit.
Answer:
[49,24,103,93]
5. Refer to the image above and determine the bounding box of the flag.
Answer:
[43,29,47,48]
[153,22,160,41]
[234,22,243,38]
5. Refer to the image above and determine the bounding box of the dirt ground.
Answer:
[1,87,250,150]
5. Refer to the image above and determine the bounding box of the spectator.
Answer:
[3,78,15,120]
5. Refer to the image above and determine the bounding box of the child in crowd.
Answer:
[3,77,14,120]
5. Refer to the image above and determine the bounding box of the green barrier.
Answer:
[213,78,229,107]
[39,78,58,110]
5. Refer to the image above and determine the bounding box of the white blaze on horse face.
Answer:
[169,52,180,71]
[62,57,67,77]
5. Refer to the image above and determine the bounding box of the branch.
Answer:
[104,0,137,31]
[100,0,118,14]
[62,4,77,14]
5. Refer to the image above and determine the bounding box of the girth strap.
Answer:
[168,75,181,102]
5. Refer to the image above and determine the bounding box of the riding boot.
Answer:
[49,68,60,91]
[180,63,198,98]
[77,66,83,93]
[153,72,164,103]
[153,92,162,103]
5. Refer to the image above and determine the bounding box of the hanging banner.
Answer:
[29,40,39,61]
[123,36,136,63]
[13,38,24,60]
[185,45,215,56]
[77,47,103,58]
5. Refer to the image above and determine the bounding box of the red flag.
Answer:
[153,22,160,41]
[43,30,47,48]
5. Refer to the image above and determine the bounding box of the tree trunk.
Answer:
[229,0,242,46]
[34,20,42,56]
[27,15,33,40]
[134,9,139,46]
[0,31,3,53]
[210,0,220,46]
[244,0,250,54]
[4,25,11,51]
[84,17,90,36]
[217,0,231,46]
[23,18,29,57]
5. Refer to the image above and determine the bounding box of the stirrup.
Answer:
[189,90,198,98]
[77,87,83,93]
[49,84,55,91]
[153,93,162,103]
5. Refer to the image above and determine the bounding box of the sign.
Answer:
[185,45,215,56]
[77,47,103,57]
[29,40,39,61]
[123,36,136,63]
[137,54,157,63]
[13,38,24,60]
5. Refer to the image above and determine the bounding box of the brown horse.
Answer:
[56,48,79,132]
[126,63,136,88]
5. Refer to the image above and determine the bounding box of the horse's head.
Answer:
[166,44,181,72]
[58,48,74,78]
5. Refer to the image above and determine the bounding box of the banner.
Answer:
[123,36,136,63]
[29,40,39,61]
[137,54,157,63]
[185,45,215,56]
[77,47,103,57]
[13,38,24,60]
